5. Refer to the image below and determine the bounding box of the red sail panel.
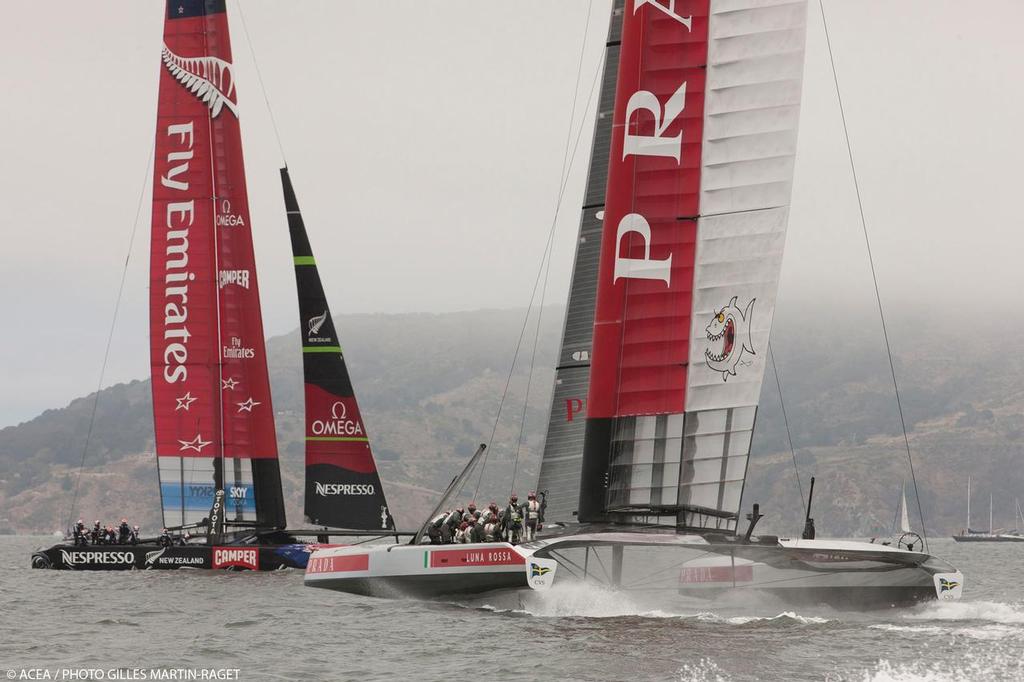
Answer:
[151,4,223,462]
[201,11,278,461]
[588,0,710,419]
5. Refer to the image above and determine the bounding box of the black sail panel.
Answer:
[535,1,624,523]
[281,168,395,531]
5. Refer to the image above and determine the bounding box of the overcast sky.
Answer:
[1,0,1022,428]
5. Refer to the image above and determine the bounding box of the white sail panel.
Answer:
[675,0,806,525]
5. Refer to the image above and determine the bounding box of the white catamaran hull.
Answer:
[305,542,542,597]
[305,531,962,609]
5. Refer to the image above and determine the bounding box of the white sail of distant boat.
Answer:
[899,483,911,534]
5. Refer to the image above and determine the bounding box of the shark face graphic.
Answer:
[705,296,755,381]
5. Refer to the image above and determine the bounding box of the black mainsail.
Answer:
[281,168,394,531]
[535,0,625,524]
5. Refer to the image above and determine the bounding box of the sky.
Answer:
[1,0,1022,428]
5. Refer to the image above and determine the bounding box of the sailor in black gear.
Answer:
[443,508,462,543]
[177,532,191,546]
[158,528,172,548]
[130,525,140,545]
[91,521,102,544]
[73,519,88,546]
[427,512,448,545]
[501,495,524,544]
[118,519,131,544]
[104,526,118,544]
[463,502,478,523]
[523,491,546,542]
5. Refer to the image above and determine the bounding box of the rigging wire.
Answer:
[472,2,599,502]
[818,0,928,551]
[63,148,153,533]
[235,0,288,167]
[768,343,805,517]
[508,0,594,497]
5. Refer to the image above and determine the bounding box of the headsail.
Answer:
[281,169,394,531]
[150,0,285,530]
[899,483,911,534]
[536,0,626,524]
[565,0,808,531]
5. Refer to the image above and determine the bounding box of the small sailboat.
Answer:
[32,0,396,571]
[306,0,963,607]
[952,477,1024,542]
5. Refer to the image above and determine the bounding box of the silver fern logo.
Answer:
[307,311,328,337]
[161,44,238,118]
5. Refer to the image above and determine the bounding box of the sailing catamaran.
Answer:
[305,0,964,607]
[32,0,396,571]
[953,476,1024,542]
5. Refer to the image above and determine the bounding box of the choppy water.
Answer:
[2,536,1023,681]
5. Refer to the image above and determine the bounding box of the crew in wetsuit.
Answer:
[118,519,131,544]
[91,521,102,544]
[130,525,140,545]
[500,495,524,544]
[454,521,472,543]
[523,491,546,542]
[104,526,118,544]
[427,512,449,544]
[158,529,173,547]
[463,502,478,523]
[73,519,88,546]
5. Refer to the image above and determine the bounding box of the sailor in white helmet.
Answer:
[523,491,546,542]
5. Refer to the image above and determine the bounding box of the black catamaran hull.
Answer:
[31,542,324,571]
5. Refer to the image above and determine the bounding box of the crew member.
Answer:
[483,516,501,543]
[104,525,117,544]
[454,521,472,544]
[178,532,191,546]
[130,525,141,545]
[523,491,546,542]
[463,502,478,523]
[158,529,172,547]
[427,512,449,545]
[501,495,524,545]
[802,516,816,540]
[73,519,88,546]
[118,519,131,544]
[91,520,102,544]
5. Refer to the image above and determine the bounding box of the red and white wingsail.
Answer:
[540,0,807,531]
[150,0,284,530]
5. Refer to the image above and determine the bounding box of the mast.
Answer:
[966,475,971,531]
[990,493,994,535]
[575,0,809,530]
[150,0,285,531]
[281,168,394,531]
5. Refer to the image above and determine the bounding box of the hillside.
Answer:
[1,304,1021,538]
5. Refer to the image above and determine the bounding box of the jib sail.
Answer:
[536,0,626,524]
[150,0,285,530]
[281,168,394,531]
[567,0,808,531]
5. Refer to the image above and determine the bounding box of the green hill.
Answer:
[1,304,1019,538]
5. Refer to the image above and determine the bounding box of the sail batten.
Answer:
[281,169,394,532]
